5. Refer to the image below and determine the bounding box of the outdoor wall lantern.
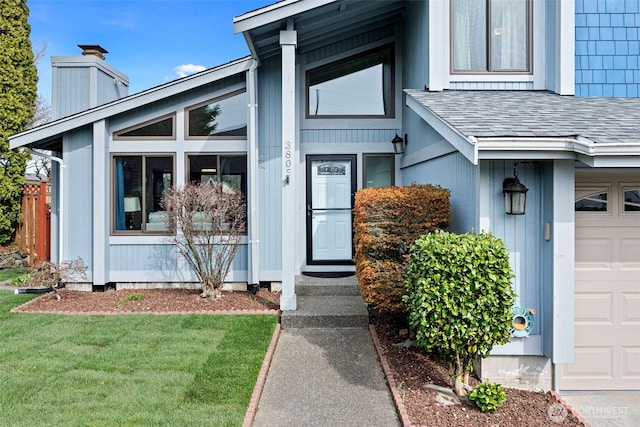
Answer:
[391,133,407,155]
[503,163,528,215]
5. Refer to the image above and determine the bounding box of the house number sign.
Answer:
[284,140,292,184]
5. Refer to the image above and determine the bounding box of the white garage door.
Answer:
[561,173,640,390]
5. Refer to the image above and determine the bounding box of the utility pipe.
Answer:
[29,149,64,263]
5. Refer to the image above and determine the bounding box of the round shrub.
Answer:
[404,231,516,396]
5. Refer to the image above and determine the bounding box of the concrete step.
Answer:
[295,274,361,296]
[281,294,369,329]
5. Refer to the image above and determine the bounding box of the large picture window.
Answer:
[306,45,394,118]
[113,155,174,233]
[452,0,530,73]
[186,90,247,138]
[187,154,248,231]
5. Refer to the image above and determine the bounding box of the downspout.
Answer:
[247,58,260,290]
[29,149,65,263]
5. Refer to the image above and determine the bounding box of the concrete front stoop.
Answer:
[280,275,369,329]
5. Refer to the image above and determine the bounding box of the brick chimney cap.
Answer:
[78,44,109,59]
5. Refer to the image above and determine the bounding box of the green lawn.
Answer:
[0,267,27,283]
[0,291,278,426]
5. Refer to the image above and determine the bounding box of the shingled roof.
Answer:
[405,90,640,144]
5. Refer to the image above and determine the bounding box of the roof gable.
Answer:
[10,57,252,149]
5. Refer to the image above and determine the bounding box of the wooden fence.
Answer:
[16,181,50,264]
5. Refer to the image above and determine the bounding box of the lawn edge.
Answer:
[243,322,281,427]
[369,324,412,427]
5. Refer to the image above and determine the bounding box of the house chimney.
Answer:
[51,45,129,119]
[78,44,108,60]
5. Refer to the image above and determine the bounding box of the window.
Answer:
[113,155,174,233]
[113,114,175,140]
[575,188,608,212]
[364,154,394,188]
[452,0,530,73]
[186,90,247,138]
[623,187,640,212]
[306,45,394,118]
[187,154,248,230]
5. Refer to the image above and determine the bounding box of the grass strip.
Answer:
[0,290,278,426]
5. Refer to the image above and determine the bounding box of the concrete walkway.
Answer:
[251,327,401,427]
[562,392,640,427]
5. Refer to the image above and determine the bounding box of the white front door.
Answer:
[307,155,355,264]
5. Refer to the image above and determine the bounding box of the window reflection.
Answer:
[307,45,394,117]
[188,91,247,137]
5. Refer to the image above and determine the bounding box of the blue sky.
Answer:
[28,0,274,103]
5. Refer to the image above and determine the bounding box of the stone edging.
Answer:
[370,324,590,427]
[550,391,592,427]
[243,323,281,427]
[9,292,280,316]
[369,324,412,427]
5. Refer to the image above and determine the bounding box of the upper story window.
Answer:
[306,44,394,118]
[186,90,247,139]
[113,114,176,140]
[452,0,530,73]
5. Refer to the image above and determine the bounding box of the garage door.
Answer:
[560,174,640,390]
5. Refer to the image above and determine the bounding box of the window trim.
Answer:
[620,184,640,215]
[450,0,533,75]
[304,44,396,119]
[111,153,176,235]
[185,152,249,235]
[113,113,176,141]
[184,88,248,140]
[575,185,611,215]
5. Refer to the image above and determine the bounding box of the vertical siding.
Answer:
[540,162,555,357]
[54,67,90,119]
[448,82,535,90]
[257,56,282,273]
[402,0,429,89]
[97,68,127,106]
[575,0,640,97]
[400,151,478,234]
[63,127,93,271]
[300,129,397,144]
[304,26,395,63]
[485,160,543,335]
[109,244,248,280]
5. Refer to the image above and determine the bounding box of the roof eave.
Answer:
[10,57,253,149]
[233,0,337,34]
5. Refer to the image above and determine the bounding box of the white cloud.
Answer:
[174,64,206,78]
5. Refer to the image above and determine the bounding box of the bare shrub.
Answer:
[27,257,88,300]
[161,183,246,299]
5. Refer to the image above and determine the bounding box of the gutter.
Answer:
[476,136,640,157]
[30,149,64,263]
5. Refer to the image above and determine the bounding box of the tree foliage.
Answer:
[161,183,246,299]
[404,231,516,397]
[0,0,38,244]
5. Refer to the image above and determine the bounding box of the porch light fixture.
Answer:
[391,133,407,155]
[503,163,528,215]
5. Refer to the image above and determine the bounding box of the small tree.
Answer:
[404,231,516,397]
[161,183,246,299]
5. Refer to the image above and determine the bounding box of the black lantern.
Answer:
[391,133,407,154]
[503,164,528,215]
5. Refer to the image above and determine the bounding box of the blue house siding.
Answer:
[257,55,283,278]
[575,0,640,97]
[64,127,94,274]
[483,160,544,337]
